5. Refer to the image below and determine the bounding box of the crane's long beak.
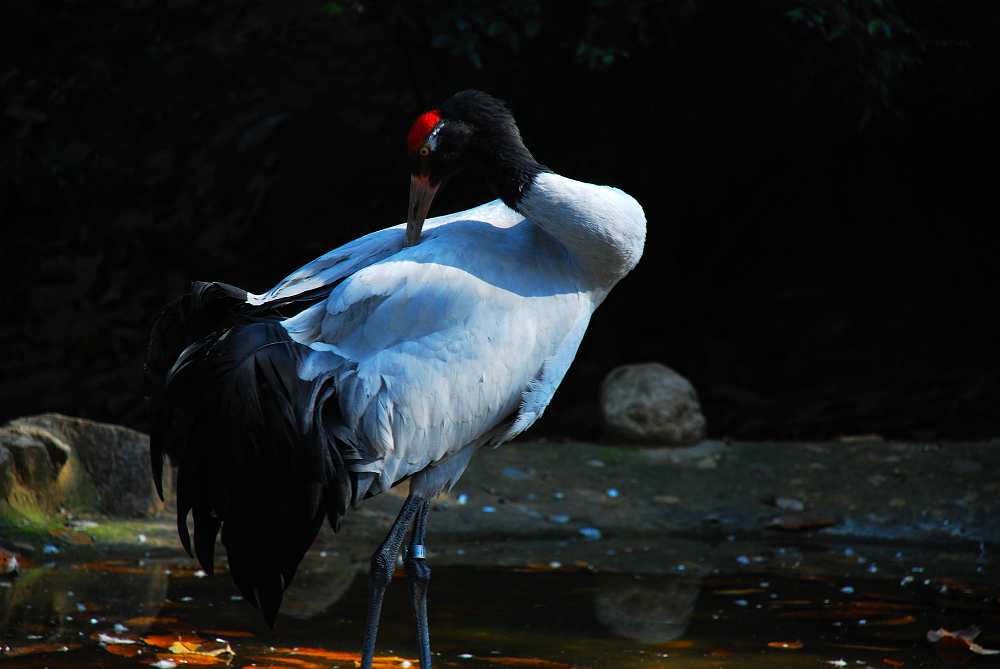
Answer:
[406,175,439,247]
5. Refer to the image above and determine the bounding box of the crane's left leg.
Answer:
[405,499,433,668]
[360,493,425,669]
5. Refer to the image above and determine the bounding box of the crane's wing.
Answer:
[247,226,406,309]
[247,201,518,310]
[281,209,594,492]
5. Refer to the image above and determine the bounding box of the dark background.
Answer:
[2,1,997,440]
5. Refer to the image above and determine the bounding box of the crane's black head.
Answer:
[403,90,544,246]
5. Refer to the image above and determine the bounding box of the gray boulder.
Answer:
[0,413,167,518]
[600,363,706,445]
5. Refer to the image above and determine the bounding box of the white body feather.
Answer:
[248,173,645,496]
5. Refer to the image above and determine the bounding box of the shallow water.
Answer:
[1,538,997,668]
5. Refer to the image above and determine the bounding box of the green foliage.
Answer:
[422,1,544,70]
[321,1,345,17]
[785,0,923,125]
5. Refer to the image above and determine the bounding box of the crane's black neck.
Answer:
[478,136,548,211]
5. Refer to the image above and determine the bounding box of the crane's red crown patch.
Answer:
[407,110,442,153]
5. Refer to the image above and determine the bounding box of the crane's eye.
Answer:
[418,145,431,158]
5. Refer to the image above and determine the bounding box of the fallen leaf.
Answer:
[126,615,179,626]
[156,651,229,666]
[869,615,916,626]
[882,659,904,667]
[50,527,94,544]
[142,634,204,649]
[166,639,234,658]
[927,626,1000,655]
[767,513,837,531]
[273,646,416,669]
[767,641,803,650]
[104,643,143,658]
[94,631,139,644]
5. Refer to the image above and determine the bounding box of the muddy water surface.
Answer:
[1,537,997,668]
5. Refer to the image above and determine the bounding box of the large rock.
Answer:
[0,447,16,501]
[0,413,167,518]
[600,363,706,444]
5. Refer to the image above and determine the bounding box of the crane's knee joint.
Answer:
[369,550,396,587]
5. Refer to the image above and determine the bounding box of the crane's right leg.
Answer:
[404,499,433,668]
[360,493,425,669]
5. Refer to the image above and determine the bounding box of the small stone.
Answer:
[606,488,619,498]
[548,514,570,524]
[840,586,854,594]
[481,506,496,513]
[42,544,60,554]
[774,496,805,512]
[579,527,602,540]
[457,493,468,505]
[501,466,530,480]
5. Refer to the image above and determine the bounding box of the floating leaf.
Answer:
[870,615,916,626]
[124,615,179,626]
[928,626,1000,655]
[104,643,143,658]
[142,634,204,649]
[167,639,232,656]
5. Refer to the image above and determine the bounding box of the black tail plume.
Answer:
[146,282,351,627]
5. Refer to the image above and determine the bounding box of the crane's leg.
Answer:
[405,499,433,668]
[360,493,425,669]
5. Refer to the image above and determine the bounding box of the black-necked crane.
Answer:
[147,90,646,668]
